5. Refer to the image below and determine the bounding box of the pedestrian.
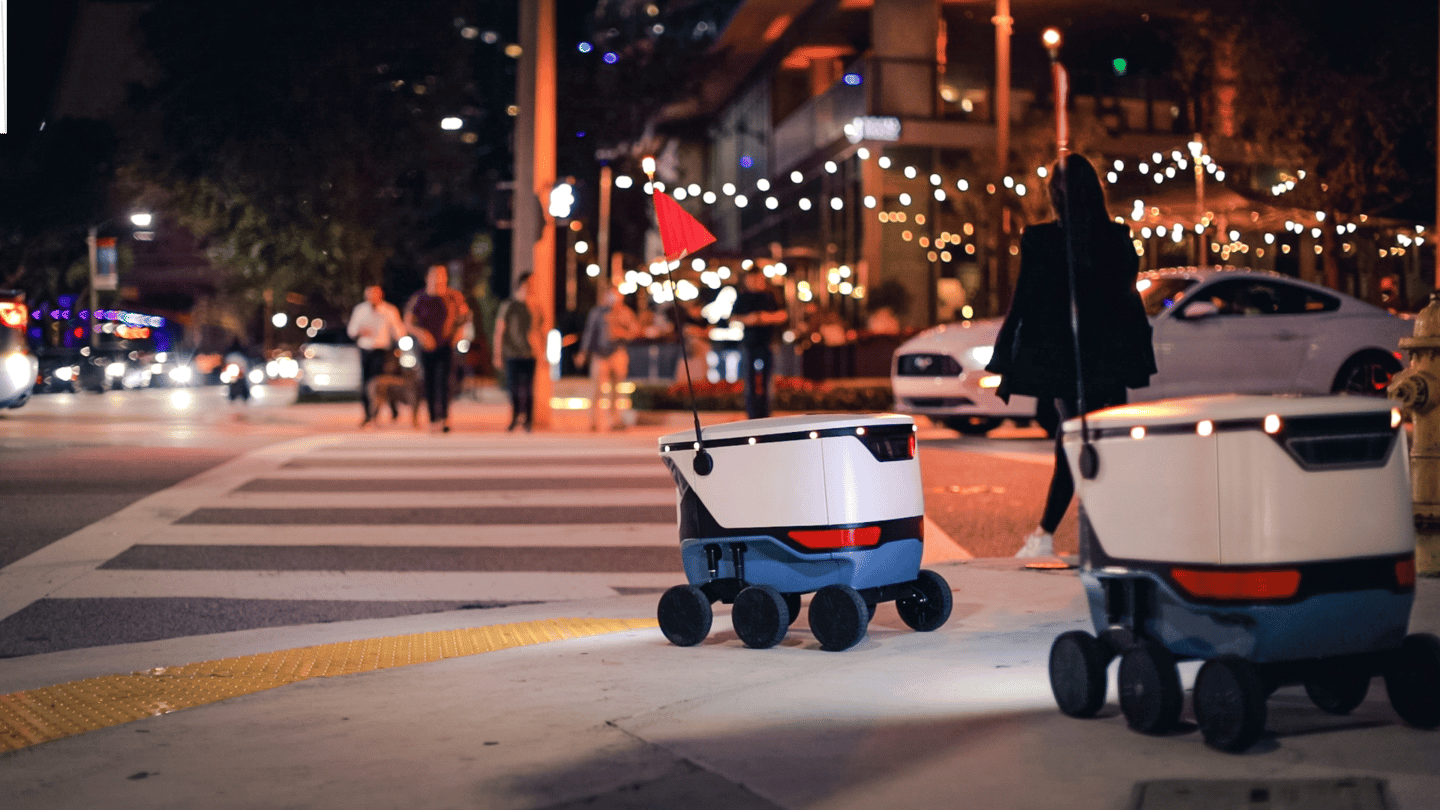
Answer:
[576,285,639,432]
[730,267,787,419]
[405,264,470,433]
[348,284,406,427]
[985,153,1156,558]
[493,272,538,432]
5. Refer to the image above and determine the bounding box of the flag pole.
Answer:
[644,160,713,475]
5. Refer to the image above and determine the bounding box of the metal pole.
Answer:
[516,0,556,428]
[597,163,613,286]
[87,226,99,351]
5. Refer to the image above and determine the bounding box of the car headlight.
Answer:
[168,366,193,384]
[56,365,76,382]
[968,346,994,366]
[3,353,31,386]
[106,361,126,377]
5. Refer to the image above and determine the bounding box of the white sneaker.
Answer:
[1015,527,1054,558]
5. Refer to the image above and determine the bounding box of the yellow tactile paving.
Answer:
[0,617,657,753]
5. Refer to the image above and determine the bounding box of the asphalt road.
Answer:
[0,386,1060,658]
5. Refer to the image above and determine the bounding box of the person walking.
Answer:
[493,272,538,432]
[348,284,406,427]
[730,267,787,419]
[576,285,639,432]
[984,153,1156,558]
[405,264,470,433]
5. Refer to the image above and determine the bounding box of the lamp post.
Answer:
[1189,136,1206,266]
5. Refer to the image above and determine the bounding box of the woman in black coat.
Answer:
[985,153,1156,557]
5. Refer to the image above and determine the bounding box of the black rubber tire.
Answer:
[1034,398,1060,438]
[733,585,789,649]
[1099,627,1135,659]
[1118,640,1184,735]
[943,416,1001,436]
[1193,656,1268,753]
[1331,351,1402,396]
[1304,665,1371,716]
[895,569,953,632]
[808,584,868,651]
[657,584,712,647]
[1049,631,1108,718]
[783,592,801,627]
[1384,632,1440,729]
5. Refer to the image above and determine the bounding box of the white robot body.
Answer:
[655,413,951,651]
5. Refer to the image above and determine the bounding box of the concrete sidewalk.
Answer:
[1,558,1437,810]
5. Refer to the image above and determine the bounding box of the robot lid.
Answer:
[659,413,915,450]
[1062,394,1397,434]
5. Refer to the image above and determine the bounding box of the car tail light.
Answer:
[789,526,881,550]
[1170,567,1301,600]
[1396,557,1416,588]
[0,302,25,329]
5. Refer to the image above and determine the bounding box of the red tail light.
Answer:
[0,302,25,329]
[1171,567,1301,600]
[1396,557,1416,588]
[789,526,881,549]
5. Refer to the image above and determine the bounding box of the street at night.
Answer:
[6,0,1440,807]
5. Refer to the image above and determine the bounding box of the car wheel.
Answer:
[1331,351,1402,396]
[943,416,1001,436]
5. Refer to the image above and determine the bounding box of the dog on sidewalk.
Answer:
[363,354,423,428]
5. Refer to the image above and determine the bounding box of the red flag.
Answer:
[653,191,716,260]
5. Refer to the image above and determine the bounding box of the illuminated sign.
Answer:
[844,116,902,144]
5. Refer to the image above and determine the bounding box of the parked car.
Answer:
[297,328,362,395]
[892,267,1412,437]
[0,290,37,408]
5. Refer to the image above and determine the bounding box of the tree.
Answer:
[0,119,116,301]
[126,0,491,318]
[1169,2,1436,287]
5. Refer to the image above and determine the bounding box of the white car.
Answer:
[296,328,362,395]
[0,291,37,408]
[892,267,1412,436]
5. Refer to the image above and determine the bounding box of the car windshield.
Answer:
[1138,277,1198,317]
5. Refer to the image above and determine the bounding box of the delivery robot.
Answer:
[1046,394,1439,751]
[656,413,952,651]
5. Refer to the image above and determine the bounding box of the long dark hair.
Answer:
[1047,153,1110,232]
[1047,153,1111,278]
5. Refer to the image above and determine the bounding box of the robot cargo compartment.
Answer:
[660,414,924,530]
[1064,402,1413,566]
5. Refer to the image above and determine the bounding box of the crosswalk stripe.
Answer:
[206,491,676,509]
[45,571,681,602]
[257,464,665,479]
[101,544,682,573]
[233,476,672,492]
[142,524,680,547]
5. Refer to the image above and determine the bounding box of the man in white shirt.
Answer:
[348,285,406,426]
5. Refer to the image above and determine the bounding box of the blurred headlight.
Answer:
[56,365,76,382]
[106,361,126,377]
[248,368,264,385]
[4,353,31,386]
[397,336,414,351]
[168,366,194,384]
[969,346,995,366]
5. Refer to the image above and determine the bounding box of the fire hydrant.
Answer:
[1389,292,1440,574]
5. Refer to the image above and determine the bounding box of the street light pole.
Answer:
[87,226,99,351]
